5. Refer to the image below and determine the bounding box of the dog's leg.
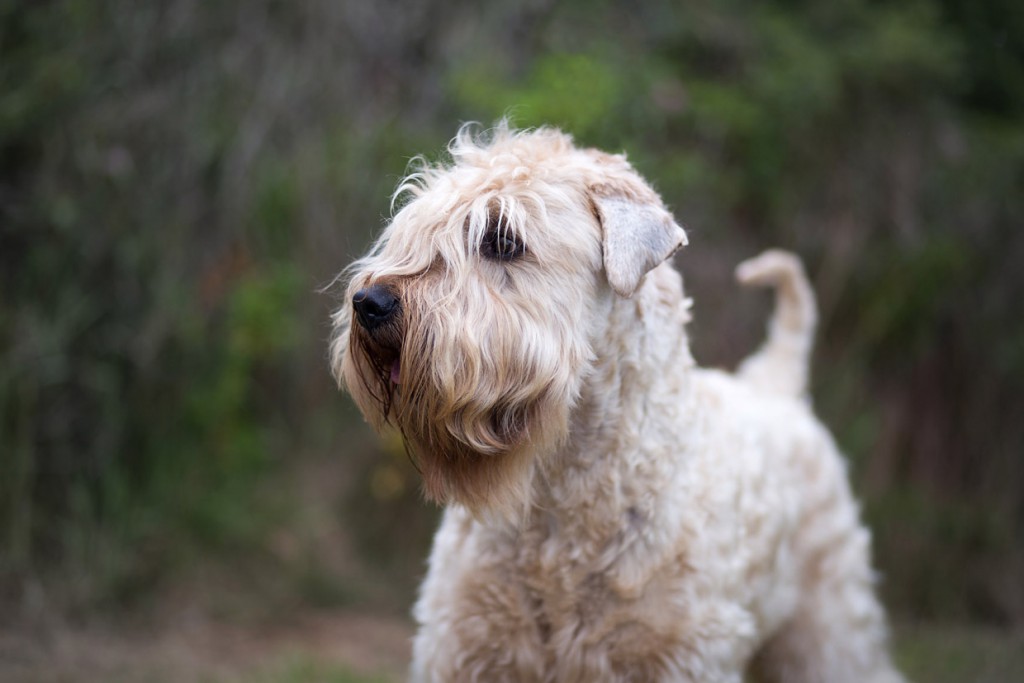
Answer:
[748,508,904,683]
[750,583,904,683]
[409,509,550,683]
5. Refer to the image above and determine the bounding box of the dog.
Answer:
[330,123,904,682]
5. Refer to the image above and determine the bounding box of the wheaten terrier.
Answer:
[330,123,905,683]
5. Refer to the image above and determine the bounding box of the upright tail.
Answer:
[735,249,817,398]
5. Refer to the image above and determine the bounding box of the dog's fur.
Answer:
[330,124,904,682]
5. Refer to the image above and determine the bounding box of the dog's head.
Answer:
[330,123,686,513]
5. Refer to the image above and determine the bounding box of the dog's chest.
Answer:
[502,514,698,675]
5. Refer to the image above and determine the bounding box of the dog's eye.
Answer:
[481,228,525,261]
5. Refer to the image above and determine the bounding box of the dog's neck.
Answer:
[531,263,697,534]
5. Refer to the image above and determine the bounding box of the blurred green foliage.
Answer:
[233,656,394,683]
[1,0,1023,627]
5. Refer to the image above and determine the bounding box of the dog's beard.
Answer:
[342,296,573,515]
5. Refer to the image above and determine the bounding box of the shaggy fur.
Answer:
[330,123,904,683]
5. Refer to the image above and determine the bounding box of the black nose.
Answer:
[353,284,399,330]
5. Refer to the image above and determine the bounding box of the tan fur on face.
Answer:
[330,124,658,513]
[342,265,582,512]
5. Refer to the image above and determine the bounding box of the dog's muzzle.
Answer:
[352,283,403,384]
[353,284,400,330]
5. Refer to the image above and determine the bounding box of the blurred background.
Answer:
[2,1,1022,681]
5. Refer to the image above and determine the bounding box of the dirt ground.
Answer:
[2,608,1022,683]
[0,609,412,683]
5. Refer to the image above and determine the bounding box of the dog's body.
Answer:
[332,125,903,682]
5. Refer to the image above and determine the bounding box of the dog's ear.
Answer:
[592,193,688,298]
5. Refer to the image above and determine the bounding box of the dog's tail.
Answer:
[734,249,817,398]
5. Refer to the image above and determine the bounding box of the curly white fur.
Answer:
[331,123,905,683]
